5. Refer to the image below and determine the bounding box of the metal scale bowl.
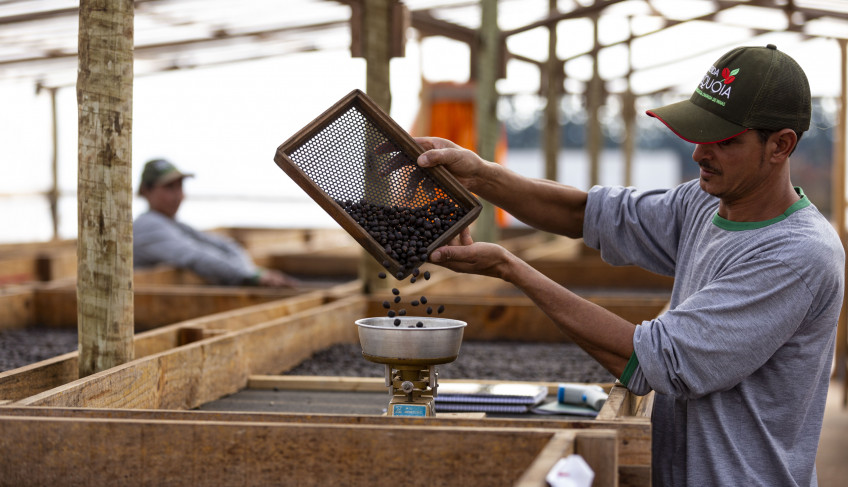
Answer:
[355,317,467,417]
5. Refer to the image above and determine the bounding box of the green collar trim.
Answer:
[619,352,639,387]
[712,187,809,231]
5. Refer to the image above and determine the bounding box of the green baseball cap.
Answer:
[139,158,193,193]
[647,44,811,144]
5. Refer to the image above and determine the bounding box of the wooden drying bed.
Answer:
[0,230,667,486]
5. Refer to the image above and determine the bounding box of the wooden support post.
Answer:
[543,0,561,184]
[586,14,604,188]
[622,88,636,188]
[623,34,636,188]
[358,0,395,294]
[35,84,62,241]
[76,0,134,376]
[835,38,848,404]
[473,0,499,244]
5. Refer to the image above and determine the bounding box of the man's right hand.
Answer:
[414,137,490,194]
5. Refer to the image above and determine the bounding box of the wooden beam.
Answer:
[30,282,317,329]
[0,287,36,329]
[542,0,562,184]
[836,38,848,400]
[366,294,668,342]
[0,292,331,402]
[76,0,134,376]
[0,415,581,486]
[473,0,500,244]
[15,296,364,408]
[502,0,628,37]
[1,404,643,483]
[514,430,577,486]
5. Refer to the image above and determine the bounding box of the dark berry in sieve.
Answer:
[398,309,407,316]
[437,305,445,314]
[420,296,428,304]
[394,319,401,326]
[394,296,401,304]
[411,300,419,306]
[378,272,386,279]
[382,260,390,268]
[412,268,420,277]
[416,322,424,328]
[426,306,433,315]
[387,310,396,317]
[395,272,404,280]
[423,271,431,280]
[382,301,390,309]
[392,288,400,295]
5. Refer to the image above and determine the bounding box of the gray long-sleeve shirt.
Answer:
[583,180,844,487]
[133,210,258,285]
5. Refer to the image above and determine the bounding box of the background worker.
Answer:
[416,44,844,486]
[134,158,297,287]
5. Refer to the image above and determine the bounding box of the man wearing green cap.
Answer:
[414,45,843,486]
[134,158,297,287]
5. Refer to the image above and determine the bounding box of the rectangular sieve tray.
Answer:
[274,89,481,280]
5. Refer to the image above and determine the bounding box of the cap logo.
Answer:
[721,67,738,84]
[696,65,738,107]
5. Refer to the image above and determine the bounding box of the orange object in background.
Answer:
[410,81,510,227]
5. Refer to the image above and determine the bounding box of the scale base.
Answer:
[388,394,435,417]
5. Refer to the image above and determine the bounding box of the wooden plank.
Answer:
[0,292,331,402]
[0,255,36,284]
[32,283,305,329]
[0,352,78,403]
[366,295,668,342]
[247,375,614,397]
[268,245,361,277]
[133,266,207,286]
[531,256,674,290]
[0,241,77,284]
[575,429,619,487]
[0,286,36,329]
[596,383,629,420]
[15,296,365,408]
[0,406,636,486]
[514,430,576,487]
[0,405,651,471]
[244,376,647,469]
[0,415,567,487]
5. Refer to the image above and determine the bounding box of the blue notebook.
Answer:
[435,402,531,414]
[435,382,549,406]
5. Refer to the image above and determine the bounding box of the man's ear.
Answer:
[770,129,798,162]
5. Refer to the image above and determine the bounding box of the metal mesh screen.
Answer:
[288,104,454,208]
[285,103,470,276]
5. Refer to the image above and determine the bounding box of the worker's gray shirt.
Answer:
[133,210,257,285]
[583,180,844,487]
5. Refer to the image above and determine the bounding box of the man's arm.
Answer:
[430,229,635,377]
[416,137,588,238]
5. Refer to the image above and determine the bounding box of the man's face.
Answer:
[691,130,770,202]
[142,178,185,218]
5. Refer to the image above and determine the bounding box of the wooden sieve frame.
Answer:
[273,89,482,279]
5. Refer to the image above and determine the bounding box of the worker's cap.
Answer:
[139,158,194,193]
[646,44,811,144]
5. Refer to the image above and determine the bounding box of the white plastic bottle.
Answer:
[557,383,608,411]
